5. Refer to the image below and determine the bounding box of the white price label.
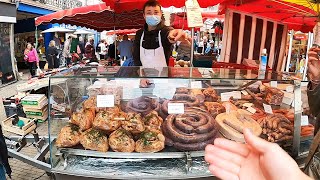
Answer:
[168,103,185,114]
[301,115,309,126]
[282,92,294,106]
[191,81,202,89]
[263,103,273,114]
[241,90,249,96]
[96,95,115,107]
[247,107,257,114]
[226,103,230,114]
[286,85,294,93]
[270,81,278,88]
[185,0,203,27]
[243,103,253,108]
[221,91,242,102]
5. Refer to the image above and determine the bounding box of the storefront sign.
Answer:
[293,34,307,40]
[42,0,82,9]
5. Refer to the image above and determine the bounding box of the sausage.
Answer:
[126,96,160,116]
[172,94,200,107]
[162,107,218,151]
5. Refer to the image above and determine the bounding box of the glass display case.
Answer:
[48,66,308,179]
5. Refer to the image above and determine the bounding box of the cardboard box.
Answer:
[23,105,48,117]
[2,115,36,136]
[21,94,48,109]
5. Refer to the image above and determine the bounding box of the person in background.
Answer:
[78,36,85,59]
[63,36,72,66]
[0,125,11,179]
[205,128,311,180]
[133,0,189,67]
[46,40,59,70]
[24,43,39,78]
[98,40,107,60]
[205,41,217,56]
[118,34,133,60]
[108,42,116,60]
[307,45,320,133]
[85,38,97,62]
[198,36,208,54]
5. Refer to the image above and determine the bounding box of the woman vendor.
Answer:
[133,0,190,67]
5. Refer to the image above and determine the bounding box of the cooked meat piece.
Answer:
[56,124,81,148]
[109,128,135,152]
[70,109,95,131]
[135,129,165,153]
[80,128,109,152]
[143,111,163,130]
[93,107,125,132]
[122,113,145,134]
[203,87,218,102]
[83,96,97,111]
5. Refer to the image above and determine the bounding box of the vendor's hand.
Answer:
[140,79,150,88]
[168,29,188,43]
[205,129,310,180]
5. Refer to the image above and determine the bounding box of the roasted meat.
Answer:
[143,111,163,130]
[93,107,126,132]
[56,124,81,148]
[109,128,135,152]
[83,96,97,111]
[122,113,145,134]
[80,128,109,152]
[135,129,165,153]
[70,109,95,131]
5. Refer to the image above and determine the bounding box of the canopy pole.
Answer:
[189,27,195,78]
[303,32,314,81]
[114,26,117,63]
[285,29,294,72]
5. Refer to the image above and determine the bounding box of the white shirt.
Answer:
[98,43,107,55]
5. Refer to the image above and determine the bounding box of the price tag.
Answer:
[221,91,242,101]
[282,92,294,105]
[263,103,273,114]
[246,107,257,114]
[168,103,184,114]
[270,81,278,88]
[241,90,249,96]
[185,0,203,27]
[191,81,202,89]
[286,85,294,93]
[96,95,114,107]
[243,103,253,108]
[301,115,309,126]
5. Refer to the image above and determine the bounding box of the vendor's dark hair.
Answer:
[143,0,161,13]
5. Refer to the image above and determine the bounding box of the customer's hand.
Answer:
[168,29,188,43]
[205,129,311,180]
[308,47,320,81]
[140,79,150,88]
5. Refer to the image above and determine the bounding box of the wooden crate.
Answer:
[2,115,36,136]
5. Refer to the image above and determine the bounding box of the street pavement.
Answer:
[0,71,51,180]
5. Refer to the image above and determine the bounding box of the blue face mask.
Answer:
[145,15,161,26]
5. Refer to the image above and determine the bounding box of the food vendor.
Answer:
[133,0,190,67]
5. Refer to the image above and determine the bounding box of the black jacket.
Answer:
[78,41,85,54]
[0,125,11,177]
[133,21,173,66]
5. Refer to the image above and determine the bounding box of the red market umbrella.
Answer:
[103,0,225,13]
[219,0,318,32]
[35,3,145,31]
[106,29,138,35]
[171,12,224,31]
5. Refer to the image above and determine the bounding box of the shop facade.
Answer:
[0,2,17,86]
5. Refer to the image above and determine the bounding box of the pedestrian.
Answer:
[98,40,107,60]
[63,36,72,66]
[85,38,97,62]
[0,125,11,179]
[77,36,85,59]
[24,43,39,78]
[46,40,59,70]
[118,35,133,59]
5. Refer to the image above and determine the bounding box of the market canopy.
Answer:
[171,12,224,30]
[35,3,145,32]
[40,27,75,33]
[219,0,318,32]
[102,0,225,13]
